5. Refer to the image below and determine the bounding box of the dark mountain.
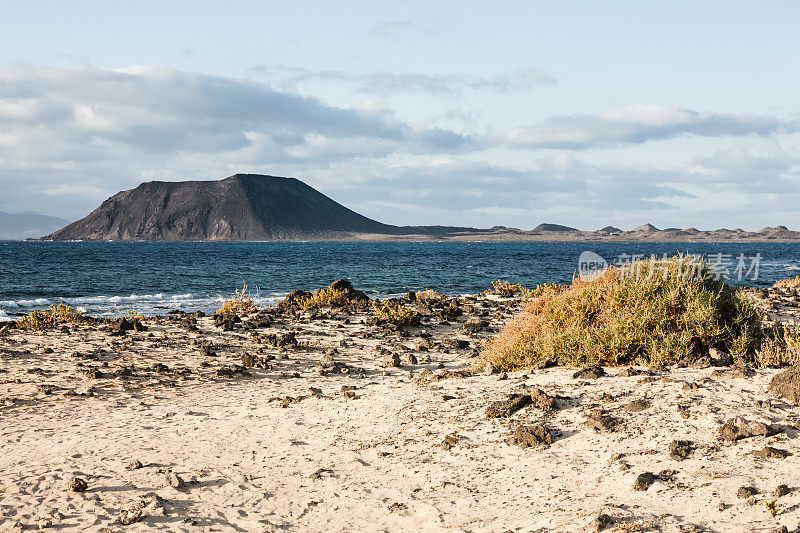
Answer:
[0,211,71,240]
[47,174,399,241]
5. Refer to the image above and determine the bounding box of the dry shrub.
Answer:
[16,303,84,329]
[488,279,530,297]
[279,280,370,311]
[481,256,763,370]
[304,287,352,308]
[217,282,259,315]
[416,289,445,303]
[756,328,800,368]
[775,276,800,290]
[374,301,421,326]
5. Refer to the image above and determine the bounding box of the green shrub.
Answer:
[481,255,763,370]
[374,301,421,326]
[16,303,84,329]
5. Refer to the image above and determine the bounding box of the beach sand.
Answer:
[1,292,799,532]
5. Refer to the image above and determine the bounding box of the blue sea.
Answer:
[1,241,799,321]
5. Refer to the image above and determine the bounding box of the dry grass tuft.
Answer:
[16,303,84,329]
[756,328,800,368]
[481,256,763,370]
[217,282,259,315]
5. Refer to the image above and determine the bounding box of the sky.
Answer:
[1,0,799,230]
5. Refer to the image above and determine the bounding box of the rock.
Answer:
[531,356,557,370]
[315,361,350,375]
[709,347,733,366]
[774,484,791,497]
[769,366,800,404]
[69,477,88,492]
[326,279,371,302]
[729,362,756,378]
[585,410,618,432]
[463,317,489,331]
[277,332,298,348]
[737,486,758,499]
[507,424,554,447]
[528,388,557,410]
[126,459,144,470]
[669,440,694,461]
[442,433,460,450]
[486,394,533,418]
[587,513,613,532]
[404,353,418,365]
[446,338,470,349]
[634,472,659,491]
[213,313,239,331]
[689,355,712,369]
[573,366,606,379]
[381,353,401,368]
[720,417,778,442]
[752,446,792,459]
[618,367,650,377]
[165,471,185,489]
[117,508,143,525]
[624,398,651,412]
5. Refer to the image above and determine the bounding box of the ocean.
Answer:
[1,240,799,321]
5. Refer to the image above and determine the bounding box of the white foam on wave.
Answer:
[68,293,165,304]
[0,298,51,308]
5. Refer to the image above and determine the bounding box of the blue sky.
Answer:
[1,0,799,230]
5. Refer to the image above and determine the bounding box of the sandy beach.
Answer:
[0,286,799,532]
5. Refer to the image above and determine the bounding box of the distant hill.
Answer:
[0,211,70,240]
[47,174,399,241]
[44,173,800,242]
[632,223,660,232]
[531,223,579,232]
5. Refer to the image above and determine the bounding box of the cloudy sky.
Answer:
[1,1,799,230]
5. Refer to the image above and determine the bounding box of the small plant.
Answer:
[217,282,259,315]
[16,304,84,329]
[374,301,421,326]
[125,310,144,321]
[765,499,779,517]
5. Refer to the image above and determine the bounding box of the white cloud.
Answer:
[496,105,794,150]
[251,65,557,96]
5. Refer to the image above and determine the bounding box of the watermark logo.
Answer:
[577,251,761,282]
[578,251,609,281]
